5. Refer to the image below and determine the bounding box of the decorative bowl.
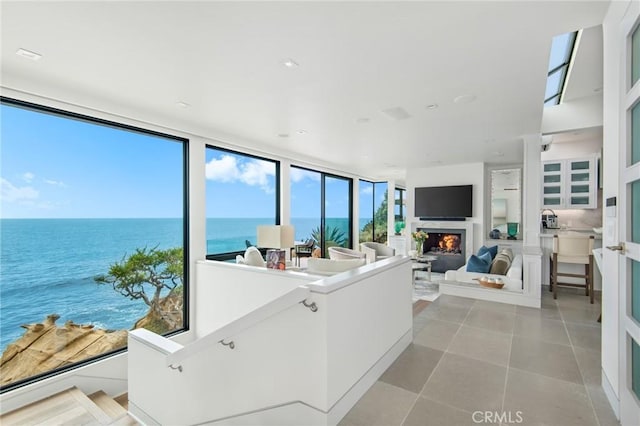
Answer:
[474,278,505,289]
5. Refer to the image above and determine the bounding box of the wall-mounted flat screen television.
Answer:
[414,185,473,219]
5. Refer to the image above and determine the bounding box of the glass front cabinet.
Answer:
[541,156,597,209]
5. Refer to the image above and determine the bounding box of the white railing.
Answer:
[128,257,413,425]
[165,285,312,367]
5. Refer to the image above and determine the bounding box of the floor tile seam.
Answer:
[468,305,517,316]
[511,331,573,349]
[445,347,510,369]
[421,314,465,327]
[564,319,603,329]
[417,394,477,415]
[415,306,472,398]
[398,390,422,426]
[506,364,588,389]
[460,322,514,337]
[563,317,603,426]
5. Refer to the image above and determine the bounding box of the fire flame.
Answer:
[438,234,460,251]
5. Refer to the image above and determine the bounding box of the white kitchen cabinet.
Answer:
[541,156,597,209]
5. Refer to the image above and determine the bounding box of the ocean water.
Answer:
[0,217,362,352]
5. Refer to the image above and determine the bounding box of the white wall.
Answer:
[541,94,603,134]
[406,163,485,252]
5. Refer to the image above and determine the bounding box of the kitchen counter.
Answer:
[540,228,602,239]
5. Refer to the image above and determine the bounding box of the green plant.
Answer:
[311,225,347,248]
[360,192,389,243]
[95,246,183,310]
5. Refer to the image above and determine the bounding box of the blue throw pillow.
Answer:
[466,251,492,273]
[477,245,498,260]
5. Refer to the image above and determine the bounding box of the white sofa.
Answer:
[444,253,523,292]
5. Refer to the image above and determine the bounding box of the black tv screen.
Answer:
[414,185,473,219]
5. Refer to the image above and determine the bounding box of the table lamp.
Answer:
[257,225,295,269]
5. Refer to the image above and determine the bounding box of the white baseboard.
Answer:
[601,370,620,420]
[439,280,540,307]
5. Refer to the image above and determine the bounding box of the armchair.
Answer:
[360,242,395,264]
[328,246,366,260]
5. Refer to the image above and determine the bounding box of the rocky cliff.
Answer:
[0,315,127,386]
[1,293,183,387]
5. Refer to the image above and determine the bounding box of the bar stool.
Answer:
[550,234,595,303]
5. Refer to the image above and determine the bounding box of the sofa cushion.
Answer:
[489,250,512,275]
[466,251,492,273]
[306,258,366,275]
[243,246,266,267]
[477,245,498,260]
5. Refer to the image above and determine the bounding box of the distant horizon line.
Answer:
[0,217,375,220]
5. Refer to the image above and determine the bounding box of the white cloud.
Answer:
[205,155,240,182]
[290,168,320,183]
[360,186,374,195]
[44,179,66,187]
[206,155,275,192]
[22,172,35,183]
[1,178,39,202]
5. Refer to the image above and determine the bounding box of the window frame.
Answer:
[204,144,281,262]
[290,165,353,255]
[360,179,388,243]
[0,96,190,393]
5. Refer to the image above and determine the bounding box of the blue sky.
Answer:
[1,104,184,218]
[1,103,385,219]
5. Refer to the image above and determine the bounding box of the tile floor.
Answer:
[339,287,619,426]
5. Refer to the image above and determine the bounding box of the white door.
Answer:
[617,3,640,424]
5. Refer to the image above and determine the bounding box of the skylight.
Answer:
[544,31,578,107]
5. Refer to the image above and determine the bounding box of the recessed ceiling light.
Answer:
[175,101,190,108]
[282,58,299,68]
[297,129,307,135]
[16,48,42,61]
[426,104,439,110]
[277,133,290,138]
[356,117,370,124]
[454,94,477,104]
[381,107,411,121]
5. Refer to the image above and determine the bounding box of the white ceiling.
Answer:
[0,1,609,181]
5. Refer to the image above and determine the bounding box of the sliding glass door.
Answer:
[290,166,352,257]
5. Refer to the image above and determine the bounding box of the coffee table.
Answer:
[412,255,438,283]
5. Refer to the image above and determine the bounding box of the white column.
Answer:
[387,180,396,240]
[280,160,291,227]
[521,134,543,308]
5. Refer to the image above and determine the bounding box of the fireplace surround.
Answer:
[412,221,474,273]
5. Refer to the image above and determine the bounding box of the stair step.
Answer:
[114,392,129,410]
[1,387,113,425]
[88,390,128,421]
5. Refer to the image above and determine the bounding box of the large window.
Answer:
[291,166,352,256]
[0,98,188,391]
[394,187,406,232]
[359,181,388,243]
[205,146,279,260]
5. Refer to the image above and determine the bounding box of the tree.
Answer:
[95,246,183,332]
[360,192,388,243]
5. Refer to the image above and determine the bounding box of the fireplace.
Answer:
[417,227,467,273]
